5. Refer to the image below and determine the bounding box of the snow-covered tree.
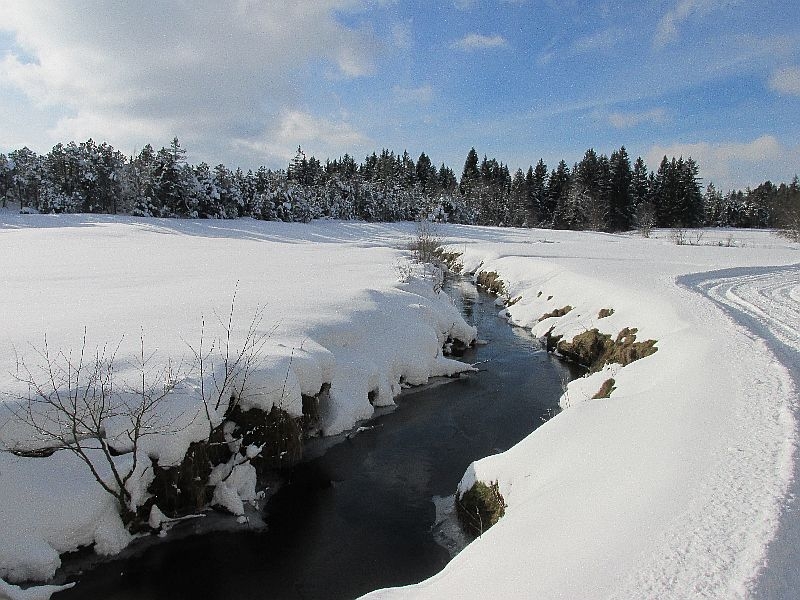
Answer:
[0,153,11,207]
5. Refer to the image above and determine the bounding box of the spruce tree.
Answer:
[0,154,11,207]
[152,138,193,216]
[509,168,527,227]
[548,160,571,229]
[437,163,457,192]
[415,152,434,192]
[460,147,480,195]
[607,146,633,231]
[529,159,549,226]
[678,157,704,227]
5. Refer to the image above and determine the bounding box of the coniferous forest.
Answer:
[1,138,798,232]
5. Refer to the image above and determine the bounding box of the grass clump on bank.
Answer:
[555,327,657,373]
[457,480,507,537]
[433,248,464,273]
[592,378,617,399]
[538,305,573,322]
[475,270,506,296]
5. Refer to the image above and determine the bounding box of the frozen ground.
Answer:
[0,217,798,599]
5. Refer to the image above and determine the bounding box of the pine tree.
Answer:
[399,150,416,188]
[437,163,457,192]
[571,149,608,230]
[653,156,676,227]
[8,147,43,211]
[548,160,571,229]
[677,157,704,227]
[460,148,480,195]
[128,144,158,216]
[630,157,650,210]
[509,168,527,227]
[415,152,436,193]
[703,182,723,226]
[0,153,11,207]
[287,146,307,183]
[152,138,193,216]
[529,159,549,226]
[607,146,633,231]
[193,162,220,217]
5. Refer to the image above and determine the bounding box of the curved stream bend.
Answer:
[54,279,575,600]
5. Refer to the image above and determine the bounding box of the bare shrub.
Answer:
[778,214,800,242]
[409,217,441,263]
[6,331,182,523]
[635,203,656,238]
[671,227,687,245]
[4,289,280,526]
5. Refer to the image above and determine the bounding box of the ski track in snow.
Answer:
[626,264,800,599]
[689,265,800,598]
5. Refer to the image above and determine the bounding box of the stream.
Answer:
[53,278,577,600]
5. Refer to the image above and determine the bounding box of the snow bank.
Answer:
[365,227,799,599]
[0,450,131,583]
[0,216,475,585]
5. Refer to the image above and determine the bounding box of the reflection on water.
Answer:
[55,278,575,600]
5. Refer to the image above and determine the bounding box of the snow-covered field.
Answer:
[366,226,799,599]
[0,215,475,596]
[1,216,798,599]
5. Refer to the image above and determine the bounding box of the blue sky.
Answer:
[0,0,798,190]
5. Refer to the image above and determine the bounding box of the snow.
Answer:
[0,579,74,600]
[1,216,798,599]
[363,226,799,599]
[0,215,475,589]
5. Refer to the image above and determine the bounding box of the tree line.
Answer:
[1,138,797,232]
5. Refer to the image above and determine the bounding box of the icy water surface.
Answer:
[54,279,576,600]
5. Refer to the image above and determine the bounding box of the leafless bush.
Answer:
[635,203,656,238]
[188,289,273,428]
[409,217,441,263]
[778,214,800,242]
[6,331,182,523]
[394,259,414,283]
[4,289,276,526]
[671,227,687,245]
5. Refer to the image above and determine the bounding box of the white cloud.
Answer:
[234,110,371,165]
[572,28,623,54]
[450,33,508,51]
[391,21,413,49]
[0,0,377,166]
[769,65,800,97]
[646,135,790,190]
[654,0,736,48]
[392,84,433,105]
[608,108,667,129]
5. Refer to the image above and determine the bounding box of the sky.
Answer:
[0,0,798,191]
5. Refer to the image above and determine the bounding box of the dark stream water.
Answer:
[53,279,575,600]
